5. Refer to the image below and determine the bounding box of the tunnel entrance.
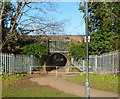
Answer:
[46,53,67,71]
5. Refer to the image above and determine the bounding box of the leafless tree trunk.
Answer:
[1,1,64,53]
[0,0,5,51]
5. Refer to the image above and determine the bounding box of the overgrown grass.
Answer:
[67,73,119,92]
[2,74,78,97]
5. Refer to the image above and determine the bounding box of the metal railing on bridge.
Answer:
[47,39,71,53]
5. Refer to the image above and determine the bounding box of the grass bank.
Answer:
[67,73,119,93]
[2,74,78,97]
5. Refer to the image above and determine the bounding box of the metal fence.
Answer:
[1,52,119,75]
[72,52,120,74]
[0,53,40,75]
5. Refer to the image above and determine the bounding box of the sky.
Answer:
[12,2,85,35]
[49,2,85,35]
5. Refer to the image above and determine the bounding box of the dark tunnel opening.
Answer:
[46,53,67,71]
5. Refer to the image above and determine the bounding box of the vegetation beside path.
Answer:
[2,74,78,97]
[67,73,119,93]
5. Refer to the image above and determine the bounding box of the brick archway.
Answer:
[44,53,71,72]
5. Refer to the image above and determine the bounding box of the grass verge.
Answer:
[2,74,78,97]
[67,73,119,93]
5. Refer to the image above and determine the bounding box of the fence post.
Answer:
[8,53,11,75]
[3,53,4,74]
[30,66,32,74]
[11,54,14,74]
[4,53,7,74]
[0,53,2,74]
[12,54,15,74]
[6,53,8,74]
[30,55,33,73]
[71,58,73,65]
[112,53,115,74]
[83,60,85,71]
[56,66,58,77]
[95,55,97,73]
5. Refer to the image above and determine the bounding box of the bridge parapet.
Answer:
[47,39,71,53]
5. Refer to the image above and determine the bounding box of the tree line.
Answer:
[69,2,120,59]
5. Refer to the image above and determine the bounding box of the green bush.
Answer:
[21,42,48,64]
[68,43,86,59]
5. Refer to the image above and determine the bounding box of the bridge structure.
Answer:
[47,39,71,53]
[19,35,85,72]
[45,35,85,53]
[43,35,85,72]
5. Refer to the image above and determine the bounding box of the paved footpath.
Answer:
[30,75,119,98]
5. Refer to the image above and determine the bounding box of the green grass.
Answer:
[67,73,119,92]
[3,87,77,97]
[2,74,78,97]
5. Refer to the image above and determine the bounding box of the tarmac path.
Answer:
[30,74,119,98]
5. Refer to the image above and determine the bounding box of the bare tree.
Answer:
[0,0,5,51]
[1,1,64,52]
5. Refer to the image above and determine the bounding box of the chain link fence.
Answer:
[0,53,40,75]
[72,52,120,74]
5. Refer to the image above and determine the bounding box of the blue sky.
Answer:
[49,2,85,35]
[13,2,85,35]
